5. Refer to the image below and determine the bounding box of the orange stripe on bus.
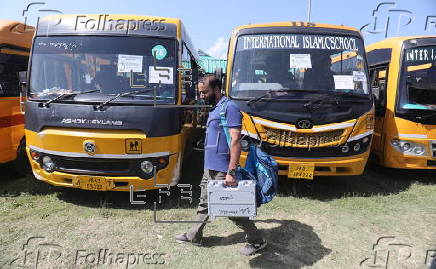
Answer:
[0,114,24,128]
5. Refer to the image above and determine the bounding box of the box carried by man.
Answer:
[207,180,257,220]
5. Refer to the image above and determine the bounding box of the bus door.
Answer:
[369,65,388,158]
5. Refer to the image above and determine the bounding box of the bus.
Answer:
[225,22,374,179]
[0,20,34,172]
[366,36,436,169]
[25,14,201,191]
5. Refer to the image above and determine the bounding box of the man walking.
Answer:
[175,76,267,256]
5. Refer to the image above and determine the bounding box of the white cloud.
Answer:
[206,37,228,59]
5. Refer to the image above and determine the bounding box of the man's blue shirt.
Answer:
[204,96,242,172]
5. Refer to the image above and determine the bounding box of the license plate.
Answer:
[288,164,315,180]
[73,176,107,191]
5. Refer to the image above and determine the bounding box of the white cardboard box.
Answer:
[207,180,257,220]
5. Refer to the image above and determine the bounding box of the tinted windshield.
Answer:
[230,34,369,98]
[397,45,436,112]
[29,36,177,103]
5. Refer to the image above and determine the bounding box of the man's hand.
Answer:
[224,174,237,187]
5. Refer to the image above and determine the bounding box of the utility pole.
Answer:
[307,0,312,22]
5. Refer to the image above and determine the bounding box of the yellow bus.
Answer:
[0,20,34,172]
[25,14,201,191]
[366,36,436,169]
[225,22,374,179]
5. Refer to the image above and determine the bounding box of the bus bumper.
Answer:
[28,150,182,191]
[241,151,369,177]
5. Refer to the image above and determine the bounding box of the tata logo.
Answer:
[83,141,96,155]
[296,119,313,129]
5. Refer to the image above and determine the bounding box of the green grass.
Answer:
[1,159,435,269]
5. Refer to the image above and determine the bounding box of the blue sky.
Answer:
[1,0,435,58]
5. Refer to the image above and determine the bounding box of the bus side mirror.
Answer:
[17,71,27,113]
[214,67,226,94]
[18,71,27,87]
[214,67,223,81]
[186,67,199,100]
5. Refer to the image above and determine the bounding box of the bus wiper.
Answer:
[94,89,153,111]
[42,89,99,107]
[247,88,305,105]
[416,107,436,120]
[304,91,368,110]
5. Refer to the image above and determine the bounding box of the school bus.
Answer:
[366,36,436,169]
[225,22,374,179]
[0,20,34,171]
[25,14,201,191]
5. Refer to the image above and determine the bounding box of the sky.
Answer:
[1,0,435,59]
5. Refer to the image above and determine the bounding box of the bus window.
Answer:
[0,54,28,97]
[398,46,436,113]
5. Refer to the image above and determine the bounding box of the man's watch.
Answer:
[227,168,237,176]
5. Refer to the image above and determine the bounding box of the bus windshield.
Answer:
[29,36,177,103]
[398,45,436,112]
[230,33,369,99]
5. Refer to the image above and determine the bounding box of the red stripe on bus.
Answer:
[0,114,24,128]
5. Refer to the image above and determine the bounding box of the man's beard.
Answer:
[205,92,216,106]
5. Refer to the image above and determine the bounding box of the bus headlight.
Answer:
[340,135,371,155]
[30,150,41,160]
[353,143,361,152]
[137,157,169,179]
[390,139,427,156]
[140,160,154,174]
[402,142,411,152]
[341,145,349,153]
[42,156,55,172]
[414,146,425,155]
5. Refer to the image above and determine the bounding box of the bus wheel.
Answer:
[13,139,31,176]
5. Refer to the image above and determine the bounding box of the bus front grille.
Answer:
[263,127,344,147]
[51,156,136,176]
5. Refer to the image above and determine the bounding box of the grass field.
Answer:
[1,154,435,269]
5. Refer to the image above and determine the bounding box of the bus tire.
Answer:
[13,139,31,176]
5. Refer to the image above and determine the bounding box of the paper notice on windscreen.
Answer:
[148,66,173,84]
[117,54,143,72]
[353,71,366,81]
[289,54,312,68]
[333,75,355,89]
